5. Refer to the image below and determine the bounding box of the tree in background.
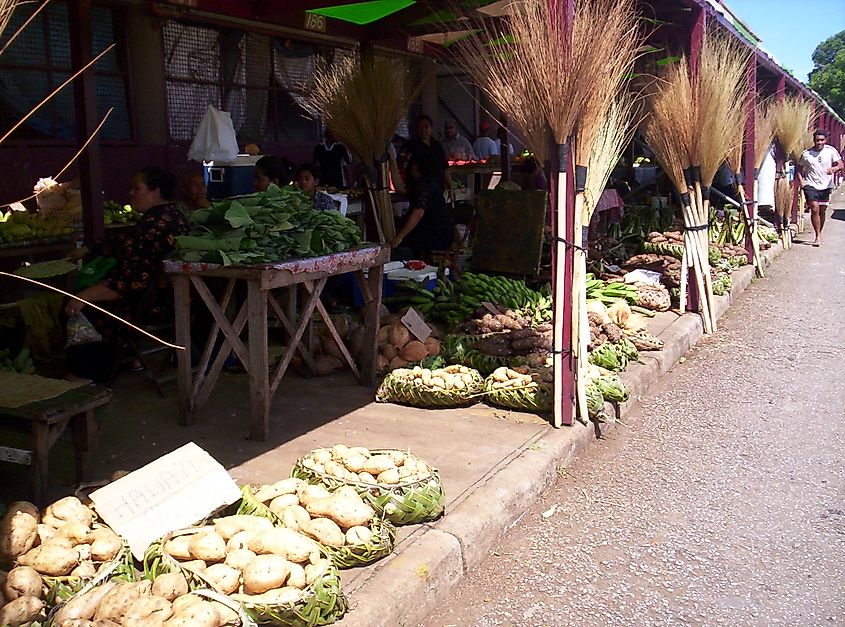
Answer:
[809,30,845,119]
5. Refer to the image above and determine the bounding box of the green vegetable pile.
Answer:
[0,348,35,374]
[174,185,362,266]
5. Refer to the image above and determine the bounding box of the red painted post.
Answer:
[69,0,104,245]
[742,59,756,263]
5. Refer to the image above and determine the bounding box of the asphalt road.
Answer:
[422,190,845,627]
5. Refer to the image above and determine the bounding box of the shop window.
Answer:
[0,1,133,141]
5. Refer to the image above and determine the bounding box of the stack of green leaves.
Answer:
[174,185,362,266]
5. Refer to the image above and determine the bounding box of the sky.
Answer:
[725,0,845,81]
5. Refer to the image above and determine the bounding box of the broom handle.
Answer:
[572,192,589,424]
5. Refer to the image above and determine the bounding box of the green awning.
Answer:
[308,0,416,25]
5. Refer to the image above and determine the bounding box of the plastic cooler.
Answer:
[205,155,261,199]
[350,262,442,308]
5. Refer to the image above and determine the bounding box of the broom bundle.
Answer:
[306,55,419,242]
[642,30,750,333]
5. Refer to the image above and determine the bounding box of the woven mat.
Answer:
[0,371,86,409]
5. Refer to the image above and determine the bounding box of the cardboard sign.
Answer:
[481,301,500,315]
[9,202,27,212]
[401,307,432,342]
[90,442,241,559]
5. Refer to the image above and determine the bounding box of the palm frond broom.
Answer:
[306,55,420,242]
[643,30,750,333]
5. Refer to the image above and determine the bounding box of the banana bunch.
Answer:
[642,240,721,266]
[434,273,549,327]
[585,274,638,305]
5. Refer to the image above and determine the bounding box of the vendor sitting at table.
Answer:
[63,167,190,382]
[254,155,294,192]
[390,154,455,260]
[177,172,211,212]
[295,163,339,211]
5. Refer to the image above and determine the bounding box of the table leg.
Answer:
[173,274,193,425]
[247,280,270,441]
[361,266,384,386]
[71,409,96,484]
[33,421,49,506]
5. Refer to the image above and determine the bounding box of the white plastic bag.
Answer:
[188,105,239,163]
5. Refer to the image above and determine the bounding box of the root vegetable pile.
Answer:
[376,365,484,408]
[483,366,553,412]
[299,446,433,487]
[376,320,441,373]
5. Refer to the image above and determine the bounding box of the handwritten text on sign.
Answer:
[90,442,241,559]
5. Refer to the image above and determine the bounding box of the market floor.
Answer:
[421,190,845,627]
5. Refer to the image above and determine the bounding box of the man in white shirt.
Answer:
[798,129,843,246]
[441,120,476,161]
[473,121,498,159]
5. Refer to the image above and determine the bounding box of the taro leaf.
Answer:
[181,251,203,262]
[189,209,211,224]
[270,220,294,232]
[219,250,233,266]
[292,229,313,253]
[224,201,253,228]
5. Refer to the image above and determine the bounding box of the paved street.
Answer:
[422,189,845,627]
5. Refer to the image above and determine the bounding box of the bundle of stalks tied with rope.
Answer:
[305,55,419,243]
[642,30,751,335]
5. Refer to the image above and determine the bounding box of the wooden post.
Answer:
[68,0,104,245]
[742,59,756,265]
[247,280,269,441]
[360,266,383,386]
[500,117,511,183]
[173,274,193,425]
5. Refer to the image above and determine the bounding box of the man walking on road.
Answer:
[797,129,842,246]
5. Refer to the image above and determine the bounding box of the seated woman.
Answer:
[64,167,190,382]
[177,172,211,212]
[254,155,294,192]
[296,163,339,211]
[390,154,455,260]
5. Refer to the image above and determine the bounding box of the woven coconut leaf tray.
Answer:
[236,485,396,570]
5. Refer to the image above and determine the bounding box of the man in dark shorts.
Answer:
[797,129,842,246]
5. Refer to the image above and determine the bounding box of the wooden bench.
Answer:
[0,385,110,504]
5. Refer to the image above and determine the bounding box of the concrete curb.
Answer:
[337,241,787,627]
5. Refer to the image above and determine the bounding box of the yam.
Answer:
[345,526,373,545]
[358,472,377,485]
[300,518,345,547]
[0,595,45,626]
[331,444,350,459]
[286,562,306,589]
[322,460,347,479]
[253,478,303,503]
[54,522,92,545]
[214,601,241,626]
[18,543,79,576]
[268,494,300,516]
[170,593,203,614]
[42,497,92,529]
[6,502,39,521]
[424,336,441,356]
[52,580,118,623]
[188,530,226,562]
[3,566,41,601]
[163,536,192,560]
[252,586,302,605]
[400,340,427,362]
[280,505,311,531]
[204,564,242,595]
[122,596,174,627]
[361,455,396,475]
[71,560,96,579]
[226,530,254,552]
[152,572,189,602]
[134,579,153,595]
[342,453,367,472]
[90,529,122,562]
[297,484,330,507]
[94,581,141,622]
[214,515,272,540]
[224,548,256,571]
[304,559,332,585]
[35,523,55,546]
[164,600,219,627]
[305,494,374,528]
[242,554,291,594]
[311,448,333,464]
[248,528,318,563]
[181,559,207,574]
[77,543,92,561]
[389,322,411,348]
[377,468,400,485]
[0,511,38,560]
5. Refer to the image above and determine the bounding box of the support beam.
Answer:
[742,59,756,263]
[69,0,104,245]
[685,4,706,313]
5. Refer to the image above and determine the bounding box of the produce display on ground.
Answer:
[237,483,396,569]
[375,365,485,408]
[174,185,362,266]
[483,366,552,412]
[292,447,445,525]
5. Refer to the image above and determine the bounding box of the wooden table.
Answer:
[164,245,389,441]
[0,385,109,504]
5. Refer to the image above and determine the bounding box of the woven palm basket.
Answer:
[143,528,347,626]
[236,485,396,569]
[482,376,553,413]
[375,367,484,408]
[291,450,445,526]
[42,528,136,607]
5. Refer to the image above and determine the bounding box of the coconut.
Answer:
[381,344,398,361]
[320,335,345,362]
[376,355,390,372]
[314,356,344,376]
[400,340,427,362]
[388,356,408,371]
[377,326,392,347]
[388,322,411,348]
[424,337,441,356]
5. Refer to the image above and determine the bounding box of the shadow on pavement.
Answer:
[831,209,845,221]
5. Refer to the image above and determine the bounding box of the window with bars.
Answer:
[163,22,336,145]
[0,1,132,141]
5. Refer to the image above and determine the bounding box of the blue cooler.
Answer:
[205,155,261,199]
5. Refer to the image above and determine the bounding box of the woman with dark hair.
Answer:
[64,166,190,382]
[390,154,455,260]
[254,155,294,191]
